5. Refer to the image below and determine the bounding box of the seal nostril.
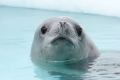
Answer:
[64,22,66,25]
[59,22,66,28]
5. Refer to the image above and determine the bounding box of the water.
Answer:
[0,6,120,80]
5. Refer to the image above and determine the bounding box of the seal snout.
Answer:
[50,21,74,46]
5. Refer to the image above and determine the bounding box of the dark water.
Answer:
[0,6,120,80]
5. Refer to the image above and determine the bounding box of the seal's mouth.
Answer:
[53,37,66,42]
[51,37,74,46]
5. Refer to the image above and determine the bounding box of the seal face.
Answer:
[31,16,100,62]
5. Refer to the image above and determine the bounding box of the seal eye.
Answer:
[41,26,47,34]
[76,27,82,36]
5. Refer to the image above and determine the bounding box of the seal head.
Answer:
[31,16,100,62]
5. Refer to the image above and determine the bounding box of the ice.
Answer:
[0,0,120,17]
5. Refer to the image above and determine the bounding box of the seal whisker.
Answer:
[78,41,84,49]
[68,29,76,38]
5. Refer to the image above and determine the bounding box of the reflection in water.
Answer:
[31,57,97,80]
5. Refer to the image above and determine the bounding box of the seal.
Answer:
[31,16,100,62]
